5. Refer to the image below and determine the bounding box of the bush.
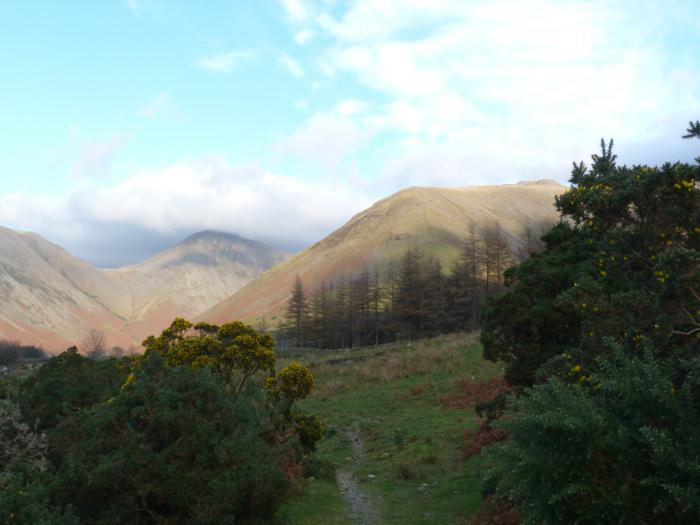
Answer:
[4,319,319,524]
[50,353,292,524]
[0,400,78,524]
[482,134,699,387]
[479,125,700,522]
[18,347,127,430]
[485,349,700,524]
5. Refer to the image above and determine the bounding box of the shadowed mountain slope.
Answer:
[0,228,286,350]
[200,180,566,326]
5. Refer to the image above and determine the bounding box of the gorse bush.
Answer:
[18,347,126,430]
[1,319,319,524]
[485,348,700,524]
[52,353,291,524]
[480,123,700,523]
[0,400,78,524]
[482,133,699,387]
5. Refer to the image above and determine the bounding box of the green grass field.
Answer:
[276,333,503,525]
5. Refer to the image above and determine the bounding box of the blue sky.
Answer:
[1,0,699,266]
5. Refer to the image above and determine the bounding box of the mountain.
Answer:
[104,231,288,343]
[0,226,128,350]
[0,228,286,351]
[200,180,566,326]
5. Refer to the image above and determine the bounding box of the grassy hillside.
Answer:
[201,181,564,326]
[276,333,503,524]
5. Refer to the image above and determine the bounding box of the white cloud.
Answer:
[277,0,700,186]
[279,0,313,22]
[277,113,373,169]
[294,29,315,45]
[0,157,374,264]
[197,50,254,73]
[280,53,304,77]
[335,99,367,117]
[138,92,168,118]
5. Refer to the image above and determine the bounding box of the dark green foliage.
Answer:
[19,347,127,430]
[480,126,700,522]
[283,238,512,349]
[50,353,290,525]
[0,340,46,366]
[285,275,310,347]
[0,400,78,524]
[295,414,324,452]
[0,469,79,525]
[2,322,318,523]
[481,223,596,386]
[482,134,700,386]
[485,349,700,525]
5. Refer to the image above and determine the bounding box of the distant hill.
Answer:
[0,228,287,351]
[199,180,566,326]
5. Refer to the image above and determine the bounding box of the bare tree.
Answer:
[482,221,513,293]
[81,329,105,359]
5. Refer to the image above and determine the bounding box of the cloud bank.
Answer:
[0,157,374,266]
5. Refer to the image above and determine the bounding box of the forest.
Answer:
[279,220,547,349]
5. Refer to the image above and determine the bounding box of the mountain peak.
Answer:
[517,179,563,186]
[183,230,247,244]
[0,226,288,351]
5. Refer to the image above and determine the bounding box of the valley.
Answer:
[277,333,502,524]
[0,228,286,350]
[0,181,563,352]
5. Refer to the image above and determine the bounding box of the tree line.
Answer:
[281,220,550,349]
[0,340,47,367]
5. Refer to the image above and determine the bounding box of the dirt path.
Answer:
[336,425,381,524]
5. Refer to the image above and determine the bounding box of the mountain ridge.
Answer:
[0,229,287,350]
[200,180,567,326]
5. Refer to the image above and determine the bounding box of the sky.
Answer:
[1,0,699,267]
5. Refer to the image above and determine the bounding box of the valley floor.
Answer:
[276,333,503,525]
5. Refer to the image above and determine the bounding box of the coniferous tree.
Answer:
[424,257,450,335]
[285,275,309,347]
[395,248,426,339]
[370,268,382,345]
[450,223,482,330]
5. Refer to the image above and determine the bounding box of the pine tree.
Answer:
[450,223,482,329]
[424,257,450,335]
[285,275,309,347]
[395,248,426,339]
[370,267,383,345]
